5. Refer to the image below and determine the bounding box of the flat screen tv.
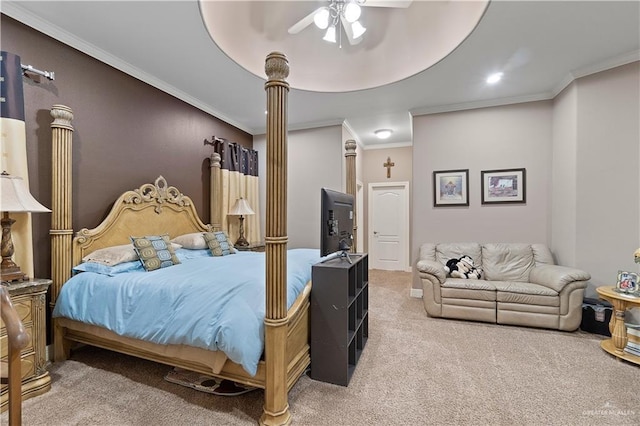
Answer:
[320,188,354,257]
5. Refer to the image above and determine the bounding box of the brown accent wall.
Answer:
[2,15,252,279]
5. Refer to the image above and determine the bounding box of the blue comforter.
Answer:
[52,248,321,376]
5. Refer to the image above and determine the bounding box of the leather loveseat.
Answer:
[416,242,591,331]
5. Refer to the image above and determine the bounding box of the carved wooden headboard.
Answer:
[71,176,213,267]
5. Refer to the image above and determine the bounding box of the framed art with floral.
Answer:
[481,168,526,204]
[433,169,469,207]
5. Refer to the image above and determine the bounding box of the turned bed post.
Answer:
[209,152,222,231]
[345,139,357,252]
[261,52,290,426]
[49,105,74,308]
[50,104,74,362]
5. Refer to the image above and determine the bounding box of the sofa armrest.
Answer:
[416,259,447,284]
[529,264,590,293]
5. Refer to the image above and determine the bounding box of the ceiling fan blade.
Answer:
[341,19,363,45]
[288,7,323,34]
[362,0,413,8]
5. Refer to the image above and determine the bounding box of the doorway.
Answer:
[368,182,410,271]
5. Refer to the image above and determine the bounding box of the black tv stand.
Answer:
[311,253,368,386]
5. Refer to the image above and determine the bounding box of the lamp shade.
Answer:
[228,197,254,216]
[0,173,51,213]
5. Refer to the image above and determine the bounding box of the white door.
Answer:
[356,180,364,252]
[368,182,409,271]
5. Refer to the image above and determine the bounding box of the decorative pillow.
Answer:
[131,234,181,271]
[203,231,236,256]
[171,232,208,250]
[73,260,144,276]
[82,244,139,266]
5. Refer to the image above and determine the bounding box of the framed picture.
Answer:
[616,270,639,294]
[433,169,469,207]
[481,168,526,204]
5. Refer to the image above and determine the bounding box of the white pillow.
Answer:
[82,242,182,266]
[171,232,208,250]
[82,244,138,266]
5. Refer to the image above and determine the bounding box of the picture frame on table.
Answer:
[481,168,526,204]
[616,270,639,295]
[433,169,469,207]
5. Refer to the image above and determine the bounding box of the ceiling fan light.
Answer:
[351,21,366,39]
[343,2,361,23]
[314,8,330,29]
[323,25,337,43]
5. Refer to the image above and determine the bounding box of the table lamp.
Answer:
[1,172,51,282]
[228,197,254,247]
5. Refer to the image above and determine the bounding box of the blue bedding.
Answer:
[52,248,321,376]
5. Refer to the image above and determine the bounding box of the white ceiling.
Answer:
[3,1,639,149]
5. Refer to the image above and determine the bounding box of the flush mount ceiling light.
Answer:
[375,129,393,139]
[487,72,504,84]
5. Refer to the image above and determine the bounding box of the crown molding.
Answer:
[410,92,553,117]
[2,2,253,135]
[362,141,413,151]
[341,119,364,150]
[551,49,640,97]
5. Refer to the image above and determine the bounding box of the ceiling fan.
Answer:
[288,0,413,46]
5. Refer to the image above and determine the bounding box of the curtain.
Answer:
[0,51,34,278]
[212,139,261,245]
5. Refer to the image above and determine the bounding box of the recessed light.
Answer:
[374,129,392,139]
[486,72,503,84]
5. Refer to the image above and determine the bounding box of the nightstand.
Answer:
[235,242,266,252]
[1,278,52,412]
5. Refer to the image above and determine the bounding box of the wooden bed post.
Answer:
[49,105,74,307]
[209,152,222,231]
[261,52,290,426]
[345,139,357,252]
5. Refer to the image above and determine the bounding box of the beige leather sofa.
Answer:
[416,242,590,331]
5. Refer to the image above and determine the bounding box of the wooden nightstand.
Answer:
[1,278,52,412]
[235,242,266,252]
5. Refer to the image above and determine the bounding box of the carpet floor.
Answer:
[3,269,639,425]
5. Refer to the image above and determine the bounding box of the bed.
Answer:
[48,53,359,425]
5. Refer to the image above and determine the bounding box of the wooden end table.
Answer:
[1,278,52,411]
[595,286,640,365]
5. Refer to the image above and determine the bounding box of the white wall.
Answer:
[573,62,640,298]
[411,63,639,296]
[411,101,553,290]
[254,125,343,249]
[551,83,579,267]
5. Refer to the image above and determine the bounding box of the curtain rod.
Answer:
[21,63,55,81]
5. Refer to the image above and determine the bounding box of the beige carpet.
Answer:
[4,270,640,425]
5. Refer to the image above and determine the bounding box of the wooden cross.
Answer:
[383,157,395,178]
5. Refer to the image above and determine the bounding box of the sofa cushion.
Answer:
[441,278,496,301]
[494,281,559,307]
[443,278,496,291]
[482,243,535,282]
[435,243,483,270]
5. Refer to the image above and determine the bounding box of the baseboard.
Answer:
[410,288,423,298]
[46,344,52,362]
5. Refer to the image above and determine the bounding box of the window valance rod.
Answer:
[21,63,55,81]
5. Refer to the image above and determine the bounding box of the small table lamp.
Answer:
[228,197,255,247]
[1,172,51,282]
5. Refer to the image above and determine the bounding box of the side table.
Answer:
[1,278,52,411]
[595,286,640,365]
